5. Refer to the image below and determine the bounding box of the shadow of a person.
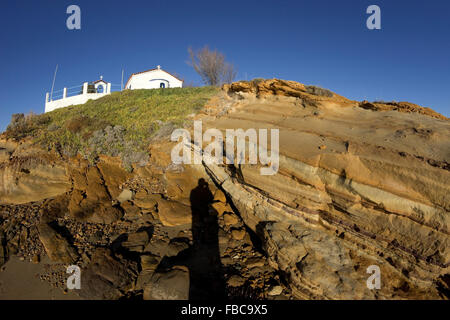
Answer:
[188,178,226,300]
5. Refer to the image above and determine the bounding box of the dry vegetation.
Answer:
[188,46,237,86]
[4,86,219,170]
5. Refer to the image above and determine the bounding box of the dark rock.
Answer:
[79,248,136,300]
[227,275,246,287]
[121,231,150,252]
[0,231,7,266]
[143,266,189,300]
[38,222,78,264]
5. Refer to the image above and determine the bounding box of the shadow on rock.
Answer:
[153,178,226,300]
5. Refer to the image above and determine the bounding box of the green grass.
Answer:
[45,86,217,139]
[5,86,219,169]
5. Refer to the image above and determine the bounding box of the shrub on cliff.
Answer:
[305,85,333,97]
[84,125,149,171]
[5,112,50,141]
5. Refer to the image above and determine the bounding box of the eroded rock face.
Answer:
[359,100,447,120]
[199,79,450,299]
[0,140,71,204]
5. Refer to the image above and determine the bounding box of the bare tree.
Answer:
[223,62,237,85]
[188,46,237,86]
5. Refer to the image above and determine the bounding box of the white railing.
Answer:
[45,82,113,103]
[45,82,114,113]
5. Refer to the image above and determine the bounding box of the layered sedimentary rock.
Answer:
[199,79,450,299]
[0,140,71,204]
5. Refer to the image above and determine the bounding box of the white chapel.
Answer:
[124,65,183,90]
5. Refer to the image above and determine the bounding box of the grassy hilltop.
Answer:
[4,87,218,170]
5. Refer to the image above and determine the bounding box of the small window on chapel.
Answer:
[160,83,165,88]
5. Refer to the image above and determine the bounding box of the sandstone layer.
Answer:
[201,79,449,299]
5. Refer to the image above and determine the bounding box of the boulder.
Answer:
[121,231,150,252]
[120,201,142,221]
[268,285,283,296]
[143,267,190,300]
[156,200,191,227]
[223,213,239,226]
[140,254,160,273]
[79,248,136,300]
[144,237,189,258]
[133,191,159,210]
[38,223,78,264]
[117,189,134,203]
[231,228,246,241]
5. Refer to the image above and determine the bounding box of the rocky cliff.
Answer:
[0,79,448,299]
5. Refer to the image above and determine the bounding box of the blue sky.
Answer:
[1,0,449,131]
